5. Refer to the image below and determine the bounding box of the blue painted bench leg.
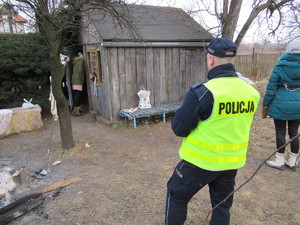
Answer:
[134,118,136,129]
[163,113,166,123]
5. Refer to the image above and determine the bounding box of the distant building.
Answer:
[0,4,27,34]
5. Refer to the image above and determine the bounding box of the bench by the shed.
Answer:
[119,102,182,128]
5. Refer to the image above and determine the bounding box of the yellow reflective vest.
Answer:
[179,77,260,171]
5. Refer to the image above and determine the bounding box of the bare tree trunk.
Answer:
[222,0,243,40]
[50,52,74,149]
[220,0,229,28]
[33,0,74,150]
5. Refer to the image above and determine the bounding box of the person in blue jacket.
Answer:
[262,39,300,171]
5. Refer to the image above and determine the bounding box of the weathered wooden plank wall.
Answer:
[179,49,186,99]
[104,47,207,121]
[153,48,161,105]
[146,49,155,106]
[171,48,180,102]
[165,48,172,103]
[108,48,120,121]
[136,48,146,89]
[118,48,127,110]
[125,48,138,110]
[100,49,112,120]
[86,46,207,122]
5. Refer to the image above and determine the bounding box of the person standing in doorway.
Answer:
[72,52,85,116]
[263,39,300,171]
[165,38,260,225]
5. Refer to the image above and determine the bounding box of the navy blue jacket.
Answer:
[171,63,238,137]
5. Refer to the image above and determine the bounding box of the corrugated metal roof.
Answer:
[83,4,213,42]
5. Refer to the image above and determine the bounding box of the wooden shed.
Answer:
[81,4,213,122]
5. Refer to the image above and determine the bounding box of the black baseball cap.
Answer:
[202,38,237,57]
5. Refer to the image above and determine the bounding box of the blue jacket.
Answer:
[263,53,300,120]
[171,63,238,137]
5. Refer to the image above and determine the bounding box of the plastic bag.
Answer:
[22,98,35,109]
[137,87,151,109]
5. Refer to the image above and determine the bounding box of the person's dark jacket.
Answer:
[263,53,300,120]
[172,63,238,137]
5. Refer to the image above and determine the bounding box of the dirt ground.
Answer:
[1,81,300,225]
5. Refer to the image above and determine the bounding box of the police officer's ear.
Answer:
[207,54,216,70]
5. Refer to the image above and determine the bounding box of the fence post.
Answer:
[251,48,257,79]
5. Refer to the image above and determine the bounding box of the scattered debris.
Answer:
[0,167,23,198]
[31,169,51,178]
[52,161,62,166]
[85,143,91,148]
[0,176,82,224]
[39,170,48,176]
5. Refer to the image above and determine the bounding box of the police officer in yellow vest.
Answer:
[165,38,260,225]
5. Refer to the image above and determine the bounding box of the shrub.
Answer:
[0,33,51,109]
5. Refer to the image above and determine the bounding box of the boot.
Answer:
[79,105,86,113]
[266,153,285,170]
[285,152,299,171]
[72,107,81,116]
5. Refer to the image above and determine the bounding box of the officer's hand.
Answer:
[262,106,268,119]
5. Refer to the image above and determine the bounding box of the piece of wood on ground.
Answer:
[0,176,82,222]
[0,197,43,225]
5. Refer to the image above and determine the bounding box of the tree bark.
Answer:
[51,51,74,149]
[222,0,243,40]
[34,0,74,149]
[221,0,229,27]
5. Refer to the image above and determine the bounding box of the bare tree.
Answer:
[5,0,137,149]
[274,0,300,41]
[186,0,299,46]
